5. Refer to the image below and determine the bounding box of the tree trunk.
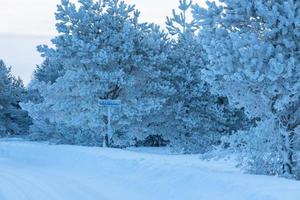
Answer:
[278,99,300,178]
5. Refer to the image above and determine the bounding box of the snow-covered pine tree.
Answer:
[193,0,300,178]
[0,60,31,136]
[24,58,66,142]
[34,58,65,84]
[158,0,249,154]
[23,0,173,146]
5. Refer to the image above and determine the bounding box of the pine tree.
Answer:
[23,0,172,146]
[159,0,249,153]
[193,0,300,178]
[34,58,65,84]
[24,54,66,141]
[0,60,31,136]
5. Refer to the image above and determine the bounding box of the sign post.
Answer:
[98,99,121,147]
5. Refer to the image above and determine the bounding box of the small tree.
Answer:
[0,60,31,136]
[34,58,65,84]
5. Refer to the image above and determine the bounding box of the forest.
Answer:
[0,0,299,180]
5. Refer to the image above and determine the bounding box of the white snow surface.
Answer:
[0,139,299,200]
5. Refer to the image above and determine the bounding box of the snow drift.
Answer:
[0,140,299,200]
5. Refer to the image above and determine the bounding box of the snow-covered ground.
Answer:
[0,140,299,200]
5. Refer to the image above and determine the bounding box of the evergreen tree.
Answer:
[23,0,172,146]
[0,60,31,136]
[25,58,65,142]
[34,58,65,84]
[193,0,300,178]
[159,0,249,154]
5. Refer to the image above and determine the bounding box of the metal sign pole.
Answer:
[107,106,111,147]
[98,99,121,148]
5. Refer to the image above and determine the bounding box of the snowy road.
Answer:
[0,140,299,200]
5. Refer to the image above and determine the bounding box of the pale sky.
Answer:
[0,0,205,84]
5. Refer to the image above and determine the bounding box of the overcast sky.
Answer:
[0,0,205,84]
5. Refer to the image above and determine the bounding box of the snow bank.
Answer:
[0,140,299,200]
